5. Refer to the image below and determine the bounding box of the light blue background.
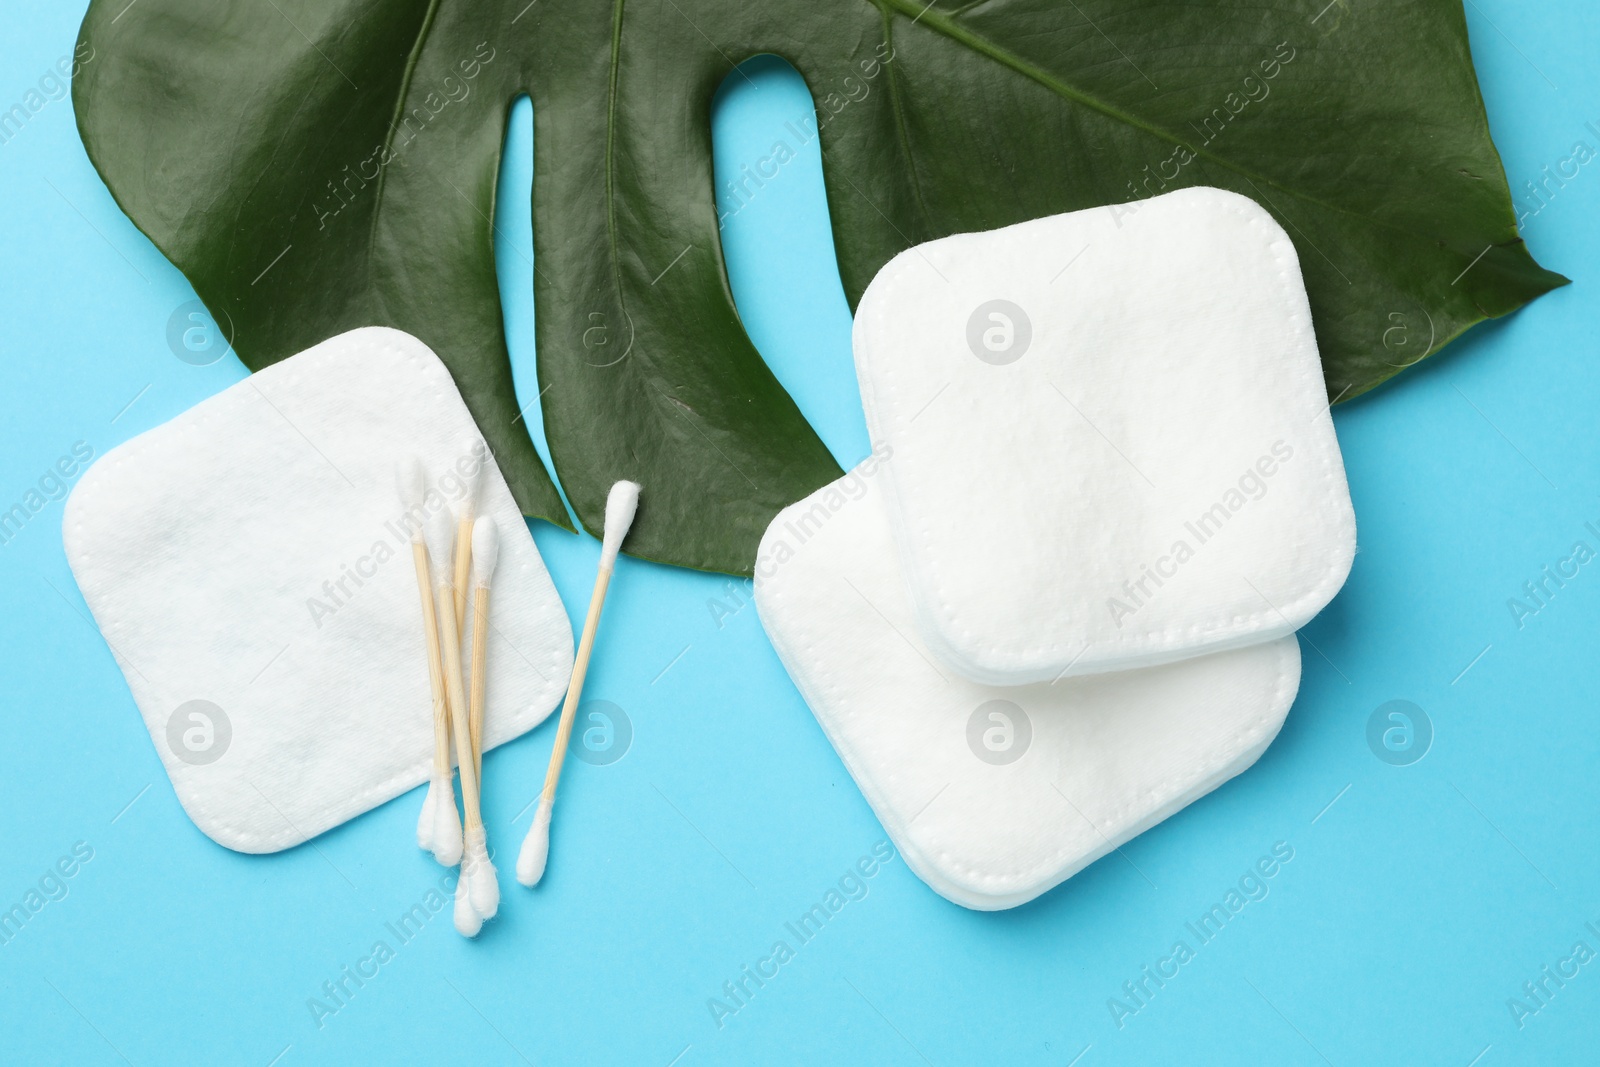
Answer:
[2,3,1597,1064]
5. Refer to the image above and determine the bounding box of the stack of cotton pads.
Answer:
[64,328,574,852]
[756,187,1355,910]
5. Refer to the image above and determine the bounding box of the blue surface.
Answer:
[2,4,1598,1064]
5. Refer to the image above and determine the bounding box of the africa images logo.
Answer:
[966,300,1032,365]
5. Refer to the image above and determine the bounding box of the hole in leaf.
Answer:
[710,55,873,469]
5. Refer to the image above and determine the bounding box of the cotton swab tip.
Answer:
[431,783,463,866]
[471,517,500,588]
[464,826,500,918]
[423,502,454,572]
[396,457,426,527]
[453,875,484,938]
[516,798,552,887]
[416,779,439,851]
[598,480,642,571]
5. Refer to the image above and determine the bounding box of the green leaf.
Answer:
[73,0,1565,575]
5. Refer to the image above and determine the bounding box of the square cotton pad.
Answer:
[755,464,1300,910]
[853,186,1354,686]
[63,327,574,852]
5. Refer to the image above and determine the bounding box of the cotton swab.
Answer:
[429,505,499,932]
[452,448,486,635]
[399,458,460,865]
[468,518,500,785]
[518,480,641,887]
[455,518,501,937]
[421,504,464,867]
[398,459,435,854]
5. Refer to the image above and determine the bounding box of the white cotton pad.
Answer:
[853,186,1354,685]
[754,465,1300,910]
[63,327,574,852]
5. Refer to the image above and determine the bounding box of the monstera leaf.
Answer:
[73,0,1564,575]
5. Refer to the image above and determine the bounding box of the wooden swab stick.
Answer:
[452,447,485,636]
[455,518,500,938]
[517,480,641,887]
[420,501,464,866]
[468,518,500,785]
[428,505,499,933]
[398,458,458,865]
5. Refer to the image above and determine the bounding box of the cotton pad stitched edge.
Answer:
[755,461,1302,910]
[853,186,1355,686]
[62,327,575,853]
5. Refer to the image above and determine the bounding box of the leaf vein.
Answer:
[605,0,630,332]
[877,0,1488,260]
[366,0,445,269]
[876,4,935,239]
